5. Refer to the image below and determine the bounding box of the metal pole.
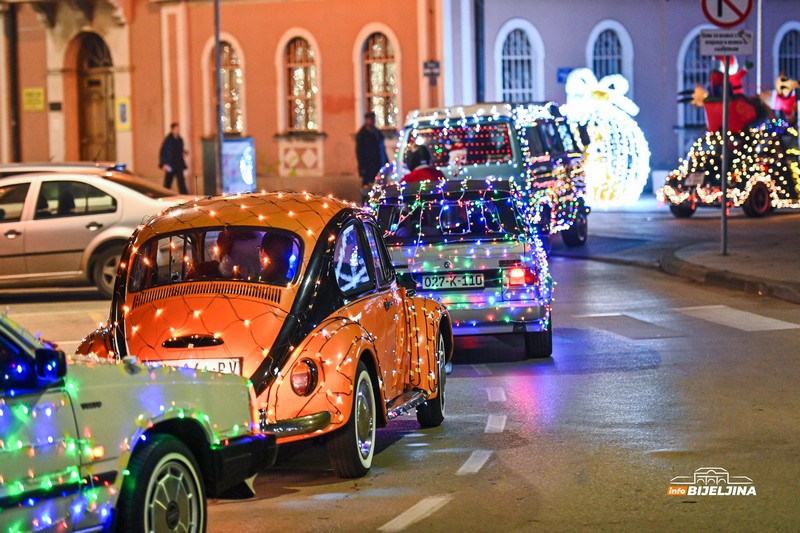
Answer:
[214,0,224,195]
[721,56,730,256]
[756,0,762,93]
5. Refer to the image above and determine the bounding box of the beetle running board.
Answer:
[386,389,428,420]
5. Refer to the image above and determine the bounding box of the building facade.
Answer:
[0,0,797,198]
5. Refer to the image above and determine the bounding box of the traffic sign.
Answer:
[700,29,754,56]
[702,0,753,28]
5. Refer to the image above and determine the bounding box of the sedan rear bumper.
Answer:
[448,302,549,336]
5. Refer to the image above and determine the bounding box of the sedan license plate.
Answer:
[158,358,242,375]
[422,273,484,289]
[684,172,704,186]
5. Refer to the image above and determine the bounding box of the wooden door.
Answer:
[78,34,116,161]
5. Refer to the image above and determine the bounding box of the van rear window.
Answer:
[405,122,513,168]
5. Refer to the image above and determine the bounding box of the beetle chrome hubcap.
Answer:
[355,377,374,459]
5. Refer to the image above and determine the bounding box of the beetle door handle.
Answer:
[383,300,394,311]
[4,229,21,238]
[86,222,103,231]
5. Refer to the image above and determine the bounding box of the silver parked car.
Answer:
[0,171,189,297]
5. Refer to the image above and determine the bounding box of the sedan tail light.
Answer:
[507,267,538,286]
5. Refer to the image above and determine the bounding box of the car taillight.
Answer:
[290,359,318,396]
[507,267,538,286]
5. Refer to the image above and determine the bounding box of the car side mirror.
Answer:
[397,274,417,296]
[35,348,67,381]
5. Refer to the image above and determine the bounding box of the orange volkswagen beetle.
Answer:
[77,192,453,478]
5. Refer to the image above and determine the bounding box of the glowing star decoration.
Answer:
[561,68,650,206]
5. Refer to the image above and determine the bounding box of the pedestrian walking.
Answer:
[159,122,189,194]
[355,111,387,202]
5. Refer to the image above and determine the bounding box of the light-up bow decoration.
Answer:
[561,68,651,206]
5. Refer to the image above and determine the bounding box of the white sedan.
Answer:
[0,171,190,297]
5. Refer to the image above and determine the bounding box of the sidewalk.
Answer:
[552,195,800,305]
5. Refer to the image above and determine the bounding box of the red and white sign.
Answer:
[702,0,753,28]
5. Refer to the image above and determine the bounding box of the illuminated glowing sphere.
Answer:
[561,68,651,206]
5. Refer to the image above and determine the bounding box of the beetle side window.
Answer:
[0,183,30,223]
[364,221,394,287]
[333,223,373,296]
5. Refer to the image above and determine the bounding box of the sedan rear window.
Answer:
[404,121,514,167]
[377,193,522,245]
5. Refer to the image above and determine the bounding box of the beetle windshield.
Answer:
[128,227,303,292]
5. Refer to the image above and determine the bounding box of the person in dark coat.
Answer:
[159,122,189,194]
[355,111,387,199]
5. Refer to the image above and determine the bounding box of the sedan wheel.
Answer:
[93,244,123,299]
[742,182,771,217]
[327,361,376,478]
[116,434,206,533]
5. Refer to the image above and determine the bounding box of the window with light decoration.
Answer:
[405,122,514,168]
[377,192,522,244]
[680,36,715,128]
[363,32,399,130]
[285,37,319,132]
[128,227,302,290]
[212,41,244,135]
[501,29,535,103]
[592,29,622,79]
[778,29,800,80]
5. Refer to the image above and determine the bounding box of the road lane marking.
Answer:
[578,314,681,339]
[486,387,506,402]
[485,415,507,433]
[675,305,800,331]
[471,363,492,376]
[378,495,453,532]
[457,449,492,475]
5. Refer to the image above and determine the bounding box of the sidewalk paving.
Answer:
[553,195,800,305]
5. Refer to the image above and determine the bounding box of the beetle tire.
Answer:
[417,331,446,428]
[327,360,376,478]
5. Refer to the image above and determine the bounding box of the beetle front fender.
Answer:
[263,316,380,442]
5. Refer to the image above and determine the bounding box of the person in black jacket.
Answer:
[159,122,188,194]
[355,111,387,201]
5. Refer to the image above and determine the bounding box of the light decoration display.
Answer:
[560,68,651,206]
[366,178,552,333]
[658,119,800,210]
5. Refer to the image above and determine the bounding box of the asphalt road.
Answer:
[5,256,799,531]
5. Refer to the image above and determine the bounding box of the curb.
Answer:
[658,251,800,305]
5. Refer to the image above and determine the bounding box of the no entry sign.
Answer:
[702,0,753,28]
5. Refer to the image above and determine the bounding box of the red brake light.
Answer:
[508,267,538,286]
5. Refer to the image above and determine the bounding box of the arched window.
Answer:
[680,35,714,128]
[592,29,622,79]
[778,29,800,80]
[363,32,398,130]
[211,41,243,135]
[501,29,534,102]
[285,37,319,132]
